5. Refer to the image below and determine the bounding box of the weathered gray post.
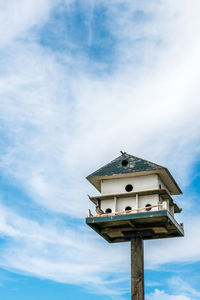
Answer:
[131,237,144,300]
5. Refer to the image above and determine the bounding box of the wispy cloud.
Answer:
[146,289,191,300]
[168,277,200,299]
[145,216,200,267]
[0,200,129,295]
[146,275,200,300]
[0,0,200,297]
[0,0,58,48]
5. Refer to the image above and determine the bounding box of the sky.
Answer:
[0,0,200,299]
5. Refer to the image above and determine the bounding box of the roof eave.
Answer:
[159,168,182,195]
[87,168,182,195]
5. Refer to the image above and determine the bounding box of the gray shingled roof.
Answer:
[87,152,163,179]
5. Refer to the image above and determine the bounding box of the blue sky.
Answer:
[0,0,200,299]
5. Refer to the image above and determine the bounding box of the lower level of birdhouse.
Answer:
[86,210,184,243]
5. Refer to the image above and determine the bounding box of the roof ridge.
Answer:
[86,152,182,195]
[86,154,122,179]
[124,152,164,169]
[87,152,164,179]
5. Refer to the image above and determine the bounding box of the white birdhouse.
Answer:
[86,152,184,243]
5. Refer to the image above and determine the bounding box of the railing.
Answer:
[86,202,168,218]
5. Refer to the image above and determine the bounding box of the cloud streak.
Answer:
[0,0,200,298]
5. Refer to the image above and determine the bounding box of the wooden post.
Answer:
[131,237,144,300]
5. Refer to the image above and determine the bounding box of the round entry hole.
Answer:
[145,204,152,211]
[121,159,128,167]
[105,208,112,214]
[125,206,132,212]
[125,184,133,192]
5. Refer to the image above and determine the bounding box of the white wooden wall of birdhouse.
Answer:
[101,199,116,214]
[100,194,163,214]
[101,174,160,194]
[139,194,160,210]
[116,196,137,212]
[157,177,170,194]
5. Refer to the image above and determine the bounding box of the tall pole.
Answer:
[131,237,144,300]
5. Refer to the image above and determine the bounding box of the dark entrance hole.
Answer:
[145,204,152,211]
[125,184,133,192]
[125,206,132,212]
[121,159,128,167]
[105,208,112,214]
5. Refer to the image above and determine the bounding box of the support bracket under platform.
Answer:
[86,210,184,243]
[123,230,154,239]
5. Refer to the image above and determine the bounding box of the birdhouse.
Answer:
[86,152,184,243]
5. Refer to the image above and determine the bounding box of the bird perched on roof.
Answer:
[96,205,104,215]
[120,151,126,155]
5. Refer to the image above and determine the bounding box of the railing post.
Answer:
[162,201,168,210]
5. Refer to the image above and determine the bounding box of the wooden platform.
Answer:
[86,210,184,243]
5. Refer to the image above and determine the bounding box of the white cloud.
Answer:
[147,289,191,300]
[0,0,200,216]
[0,201,129,295]
[0,0,58,48]
[168,277,200,299]
[145,216,200,267]
[0,0,200,297]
